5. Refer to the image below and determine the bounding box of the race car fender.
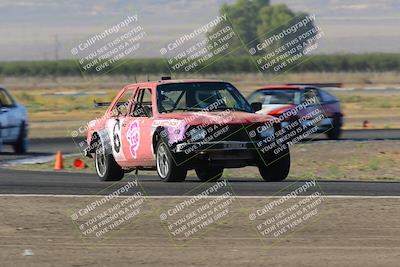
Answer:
[105,118,127,162]
[152,120,188,144]
[96,128,113,156]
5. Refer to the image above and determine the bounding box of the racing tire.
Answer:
[195,168,223,182]
[13,122,28,154]
[258,149,290,182]
[94,140,124,181]
[156,140,187,182]
[326,114,342,140]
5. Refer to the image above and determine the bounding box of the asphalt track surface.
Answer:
[1,129,400,163]
[0,129,399,196]
[0,169,399,196]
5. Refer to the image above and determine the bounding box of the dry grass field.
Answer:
[1,72,399,138]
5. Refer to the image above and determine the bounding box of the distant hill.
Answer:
[0,0,399,61]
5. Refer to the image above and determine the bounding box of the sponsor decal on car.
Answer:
[127,120,140,159]
[152,119,188,144]
[106,119,126,161]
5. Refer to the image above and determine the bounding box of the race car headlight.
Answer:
[190,128,207,141]
[260,127,275,138]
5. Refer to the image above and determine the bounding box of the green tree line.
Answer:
[0,54,399,76]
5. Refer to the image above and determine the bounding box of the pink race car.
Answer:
[247,85,344,139]
[85,78,290,182]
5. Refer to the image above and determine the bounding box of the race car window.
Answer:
[132,88,153,117]
[159,90,187,112]
[319,89,338,103]
[157,82,252,113]
[111,90,133,117]
[0,89,15,107]
[249,90,301,105]
[303,88,321,105]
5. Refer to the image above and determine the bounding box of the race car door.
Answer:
[106,88,135,164]
[0,98,6,142]
[300,87,325,128]
[0,88,20,143]
[120,87,155,166]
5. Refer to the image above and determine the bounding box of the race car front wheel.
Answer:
[156,141,187,182]
[13,122,28,154]
[258,149,290,182]
[95,140,124,181]
[195,168,223,182]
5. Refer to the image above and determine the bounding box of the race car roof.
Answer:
[126,79,226,89]
[255,85,305,91]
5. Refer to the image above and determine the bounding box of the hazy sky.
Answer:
[0,0,399,61]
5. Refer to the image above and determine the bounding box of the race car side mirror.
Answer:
[251,102,262,112]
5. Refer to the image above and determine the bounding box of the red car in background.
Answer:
[247,85,344,139]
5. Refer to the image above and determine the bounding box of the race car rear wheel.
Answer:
[156,141,187,182]
[258,149,290,182]
[326,114,342,140]
[95,140,124,181]
[195,168,223,182]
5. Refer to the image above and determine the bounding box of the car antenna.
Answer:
[147,74,150,82]
[134,75,137,83]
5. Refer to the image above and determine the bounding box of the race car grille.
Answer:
[187,124,255,143]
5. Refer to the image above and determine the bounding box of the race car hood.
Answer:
[257,104,296,116]
[157,111,276,126]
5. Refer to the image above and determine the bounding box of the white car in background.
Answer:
[0,86,28,153]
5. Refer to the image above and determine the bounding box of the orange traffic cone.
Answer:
[363,120,372,128]
[54,150,64,171]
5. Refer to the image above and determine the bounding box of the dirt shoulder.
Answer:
[0,196,399,267]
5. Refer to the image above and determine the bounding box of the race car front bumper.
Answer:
[172,141,260,168]
[174,141,255,153]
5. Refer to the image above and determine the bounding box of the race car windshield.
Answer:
[249,90,301,105]
[157,82,253,113]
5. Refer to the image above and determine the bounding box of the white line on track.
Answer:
[0,194,400,199]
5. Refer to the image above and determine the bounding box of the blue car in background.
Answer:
[0,86,28,153]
